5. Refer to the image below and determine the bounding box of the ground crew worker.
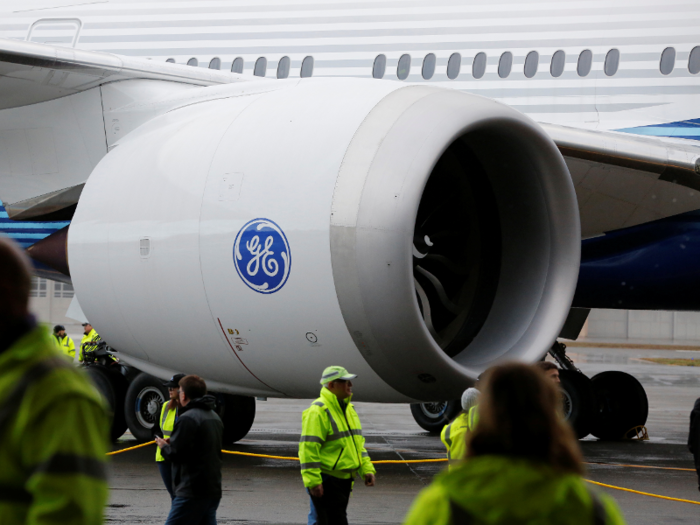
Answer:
[155,373,185,499]
[52,324,76,361]
[440,388,479,464]
[0,237,110,525]
[404,363,626,525]
[300,366,377,525]
[79,321,101,363]
[536,360,561,383]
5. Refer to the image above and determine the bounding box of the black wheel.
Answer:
[559,370,596,439]
[590,371,648,440]
[86,366,128,441]
[216,394,256,447]
[125,372,168,442]
[410,400,462,433]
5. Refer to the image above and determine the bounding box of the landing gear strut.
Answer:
[551,341,649,440]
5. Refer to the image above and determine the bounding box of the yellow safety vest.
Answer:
[299,387,376,488]
[440,412,470,463]
[0,326,110,525]
[79,329,101,362]
[156,402,177,462]
[52,334,76,359]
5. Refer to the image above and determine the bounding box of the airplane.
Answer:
[1,0,699,444]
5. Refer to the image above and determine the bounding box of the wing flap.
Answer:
[0,37,253,110]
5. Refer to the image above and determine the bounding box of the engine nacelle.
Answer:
[69,78,580,402]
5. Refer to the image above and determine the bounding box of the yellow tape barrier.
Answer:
[109,442,700,505]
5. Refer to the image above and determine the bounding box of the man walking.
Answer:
[155,374,223,524]
[0,237,110,524]
[299,366,377,525]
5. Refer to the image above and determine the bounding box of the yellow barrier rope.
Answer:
[585,479,700,505]
[585,461,695,472]
[108,441,700,505]
[107,440,155,456]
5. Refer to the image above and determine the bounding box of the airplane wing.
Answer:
[0,37,255,110]
[545,124,700,238]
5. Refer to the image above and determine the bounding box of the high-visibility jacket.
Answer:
[299,387,376,488]
[467,405,479,431]
[156,402,178,462]
[0,325,110,525]
[52,334,76,360]
[404,455,626,525]
[79,328,101,362]
[440,412,470,463]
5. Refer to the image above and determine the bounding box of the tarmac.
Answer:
[106,344,700,524]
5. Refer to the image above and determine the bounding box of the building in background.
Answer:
[30,277,82,335]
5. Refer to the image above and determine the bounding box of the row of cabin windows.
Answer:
[167,46,700,80]
[375,46,700,80]
[167,55,314,78]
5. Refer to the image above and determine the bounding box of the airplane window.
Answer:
[472,52,487,79]
[166,58,175,63]
[254,57,267,77]
[301,56,314,78]
[577,50,592,77]
[447,52,461,79]
[231,57,244,74]
[498,52,512,78]
[209,57,221,70]
[187,58,198,67]
[397,54,411,80]
[422,53,436,80]
[277,56,290,79]
[373,54,386,79]
[524,51,539,78]
[550,50,565,77]
[689,46,700,74]
[604,49,619,76]
[660,47,676,75]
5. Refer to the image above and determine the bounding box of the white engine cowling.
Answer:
[69,77,580,402]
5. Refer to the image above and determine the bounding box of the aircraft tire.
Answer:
[125,372,168,442]
[86,365,128,441]
[410,400,462,434]
[590,371,648,440]
[559,370,596,439]
[216,394,256,446]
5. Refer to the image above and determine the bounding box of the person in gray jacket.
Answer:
[155,374,223,525]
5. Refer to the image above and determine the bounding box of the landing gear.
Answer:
[216,394,256,446]
[551,342,648,440]
[410,400,462,433]
[86,366,129,441]
[124,372,169,442]
[590,371,648,440]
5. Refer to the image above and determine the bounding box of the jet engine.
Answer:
[68,77,580,404]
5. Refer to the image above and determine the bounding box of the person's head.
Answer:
[461,387,480,411]
[178,375,207,407]
[0,237,32,326]
[82,322,92,334]
[320,366,357,400]
[163,373,186,406]
[54,324,66,337]
[535,361,560,383]
[466,362,583,475]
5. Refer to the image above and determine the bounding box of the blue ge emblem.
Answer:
[233,218,291,294]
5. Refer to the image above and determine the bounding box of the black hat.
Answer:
[163,373,186,388]
[53,324,65,333]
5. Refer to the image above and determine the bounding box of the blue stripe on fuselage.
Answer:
[618,118,700,141]
[0,201,70,248]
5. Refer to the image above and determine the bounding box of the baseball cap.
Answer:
[163,373,186,388]
[320,366,357,385]
[53,324,65,333]
[81,322,90,326]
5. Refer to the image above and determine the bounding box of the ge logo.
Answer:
[234,218,291,294]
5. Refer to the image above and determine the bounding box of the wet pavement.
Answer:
[106,345,700,524]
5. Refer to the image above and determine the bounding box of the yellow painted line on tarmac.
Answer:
[585,479,700,505]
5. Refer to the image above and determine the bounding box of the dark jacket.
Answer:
[161,395,223,499]
[688,398,700,462]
